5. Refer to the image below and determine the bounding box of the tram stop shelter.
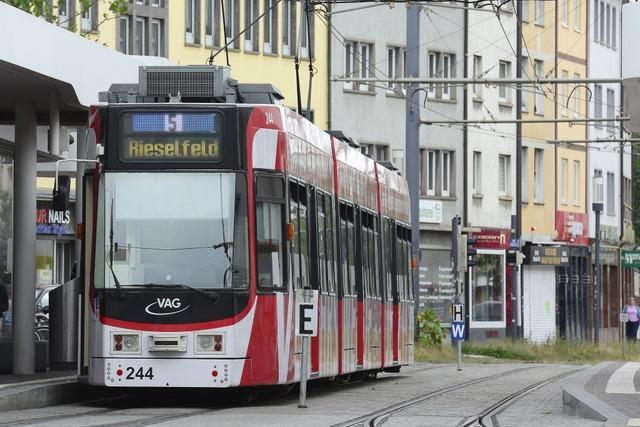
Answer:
[0,2,170,375]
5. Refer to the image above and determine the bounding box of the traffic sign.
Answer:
[296,301,318,336]
[451,322,465,341]
[452,304,464,323]
[510,238,521,249]
[620,312,629,323]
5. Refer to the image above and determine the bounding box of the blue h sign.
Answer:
[451,322,465,341]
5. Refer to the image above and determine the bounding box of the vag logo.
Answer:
[145,298,190,316]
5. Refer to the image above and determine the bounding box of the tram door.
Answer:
[339,202,358,374]
[308,187,339,377]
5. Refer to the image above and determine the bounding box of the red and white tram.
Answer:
[81,67,413,388]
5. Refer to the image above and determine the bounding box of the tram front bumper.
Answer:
[89,357,248,387]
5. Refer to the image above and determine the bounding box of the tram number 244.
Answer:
[125,367,154,380]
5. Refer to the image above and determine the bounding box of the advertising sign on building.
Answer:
[523,245,570,266]
[469,228,510,250]
[622,250,640,268]
[555,211,589,246]
[419,199,443,224]
[36,201,75,236]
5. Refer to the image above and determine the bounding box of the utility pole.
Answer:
[514,0,522,340]
[406,2,420,319]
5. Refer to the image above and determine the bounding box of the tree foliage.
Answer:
[6,0,129,33]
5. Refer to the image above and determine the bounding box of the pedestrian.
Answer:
[0,283,8,335]
[623,296,639,343]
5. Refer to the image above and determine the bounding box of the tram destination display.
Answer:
[120,112,223,161]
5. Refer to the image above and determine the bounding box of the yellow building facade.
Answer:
[521,0,557,241]
[65,0,328,129]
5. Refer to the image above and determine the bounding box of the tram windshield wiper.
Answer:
[140,283,219,303]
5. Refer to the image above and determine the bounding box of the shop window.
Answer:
[471,251,505,325]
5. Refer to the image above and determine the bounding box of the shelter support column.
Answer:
[13,101,37,375]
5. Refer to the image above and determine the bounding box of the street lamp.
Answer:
[592,175,604,343]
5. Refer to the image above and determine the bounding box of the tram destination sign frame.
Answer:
[119,111,224,162]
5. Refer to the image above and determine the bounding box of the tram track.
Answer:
[332,366,536,427]
[459,369,582,427]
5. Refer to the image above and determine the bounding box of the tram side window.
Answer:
[383,218,393,301]
[347,206,356,296]
[360,210,370,298]
[372,214,380,298]
[396,225,406,301]
[290,181,309,289]
[256,176,285,290]
[316,192,327,293]
[340,203,349,296]
[340,202,356,297]
[325,195,336,294]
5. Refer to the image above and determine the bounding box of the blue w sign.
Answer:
[451,322,465,341]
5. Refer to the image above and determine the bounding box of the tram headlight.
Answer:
[196,333,225,354]
[112,333,140,353]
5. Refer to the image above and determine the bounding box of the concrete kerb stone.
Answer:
[562,362,628,427]
[0,376,83,411]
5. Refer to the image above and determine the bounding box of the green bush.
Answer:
[416,308,447,348]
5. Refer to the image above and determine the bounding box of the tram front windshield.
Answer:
[99,172,248,289]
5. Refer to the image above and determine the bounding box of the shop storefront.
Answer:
[521,244,569,342]
[555,211,589,341]
[467,228,510,340]
[35,200,76,289]
[590,238,620,342]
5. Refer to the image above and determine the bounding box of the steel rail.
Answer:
[332,366,536,427]
[461,369,582,427]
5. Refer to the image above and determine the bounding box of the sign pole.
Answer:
[298,288,311,408]
[620,312,629,361]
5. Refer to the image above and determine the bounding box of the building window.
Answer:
[521,57,529,112]
[58,0,69,27]
[264,0,277,53]
[522,147,529,202]
[427,51,455,100]
[606,4,611,46]
[118,16,130,54]
[205,0,219,47]
[473,55,482,99]
[572,73,580,118]
[360,144,389,161]
[534,60,544,115]
[282,0,295,56]
[600,1,605,45]
[498,154,510,196]
[299,3,314,59]
[81,3,95,32]
[224,0,239,48]
[534,148,544,203]
[594,84,602,127]
[150,19,163,57]
[498,60,511,103]
[152,0,161,6]
[573,0,580,30]
[535,0,544,25]
[472,151,481,194]
[359,43,373,91]
[560,70,568,116]
[427,52,436,98]
[594,169,603,204]
[560,158,568,204]
[244,0,259,51]
[442,151,452,197]
[427,150,437,196]
[594,0,599,42]
[344,41,355,90]
[612,7,617,49]
[607,172,615,215]
[387,46,403,94]
[135,18,146,55]
[392,149,404,176]
[573,160,580,206]
[522,0,529,22]
[442,53,452,100]
[606,88,615,129]
[185,0,195,44]
[561,0,568,25]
